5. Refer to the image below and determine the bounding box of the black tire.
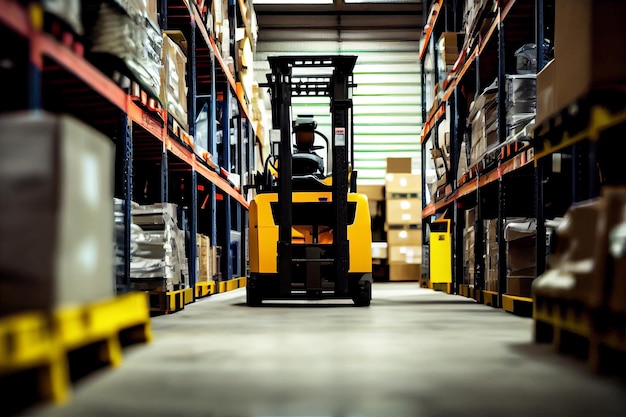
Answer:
[353,281,372,307]
[246,287,263,307]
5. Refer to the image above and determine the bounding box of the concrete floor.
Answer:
[24,283,626,417]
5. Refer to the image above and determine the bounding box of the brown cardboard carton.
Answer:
[0,112,114,315]
[385,173,421,197]
[197,234,212,282]
[505,219,537,275]
[359,185,384,202]
[161,31,189,131]
[388,245,422,265]
[533,192,626,309]
[508,276,534,297]
[536,60,557,127]
[602,189,626,313]
[465,207,476,229]
[554,0,626,108]
[386,198,421,225]
[386,157,412,174]
[387,229,422,246]
[389,264,421,281]
[359,185,384,217]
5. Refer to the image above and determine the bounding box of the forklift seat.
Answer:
[292,152,324,176]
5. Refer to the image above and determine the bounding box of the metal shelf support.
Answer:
[209,52,218,247]
[118,112,133,293]
[222,89,233,282]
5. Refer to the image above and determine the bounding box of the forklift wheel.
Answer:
[352,282,372,307]
[246,287,263,307]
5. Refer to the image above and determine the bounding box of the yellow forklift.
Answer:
[247,55,372,306]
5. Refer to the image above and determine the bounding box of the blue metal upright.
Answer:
[119,113,133,293]
[161,151,169,203]
[497,15,508,298]
[27,61,41,110]
[535,0,547,277]
[222,89,232,281]
[209,52,218,252]
[187,20,198,289]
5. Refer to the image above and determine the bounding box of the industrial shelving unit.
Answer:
[419,0,550,315]
[0,0,257,300]
[1,0,260,411]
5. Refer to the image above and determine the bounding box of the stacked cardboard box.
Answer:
[130,203,189,292]
[197,234,213,282]
[86,0,162,101]
[464,208,476,286]
[469,82,498,167]
[385,158,422,281]
[0,112,115,315]
[532,189,626,315]
[161,31,189,132]
[437,32,464,75]
[463,0,494,46]
[505,218,536,297]
[212,0,231,60]
[484,219,499,292]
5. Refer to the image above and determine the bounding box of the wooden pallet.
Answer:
[534,296,607,371]
[148,289,186,315]
[534,295,626,374]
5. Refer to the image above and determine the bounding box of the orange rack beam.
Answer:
[1,1,248,208]
[419,0,444,60]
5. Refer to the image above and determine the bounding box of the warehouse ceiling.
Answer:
[254,0,424,43]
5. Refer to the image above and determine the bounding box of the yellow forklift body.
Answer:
[249,192,372,274]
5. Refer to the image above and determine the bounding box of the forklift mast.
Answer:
[266,55,357,296]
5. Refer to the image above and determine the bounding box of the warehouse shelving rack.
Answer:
[419,0,550,315]
[0,0,256,299]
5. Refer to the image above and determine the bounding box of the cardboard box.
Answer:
[147,0,159,27]
[161,31,189,131]
[387,228,422,246]
[388,245,422,265]
[211,246,221,278]
[386,198,421,225]
[386,157,412,174]
[371,242,388,260]
[197,234,212,281]
[385,173,421,197]
[359,185,384,217]
[465,208,477,229]
[506,236,536,275]
[507,276,535,297]
[554,0,626,108]
[359,185,384,202]
[389,264,422,281]
[0,112,114,315]
[536,60,557,127]
[438,32,463,66]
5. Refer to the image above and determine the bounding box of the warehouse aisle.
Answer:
[25,283,626,417]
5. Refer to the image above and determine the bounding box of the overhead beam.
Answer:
[255,2,423,15]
